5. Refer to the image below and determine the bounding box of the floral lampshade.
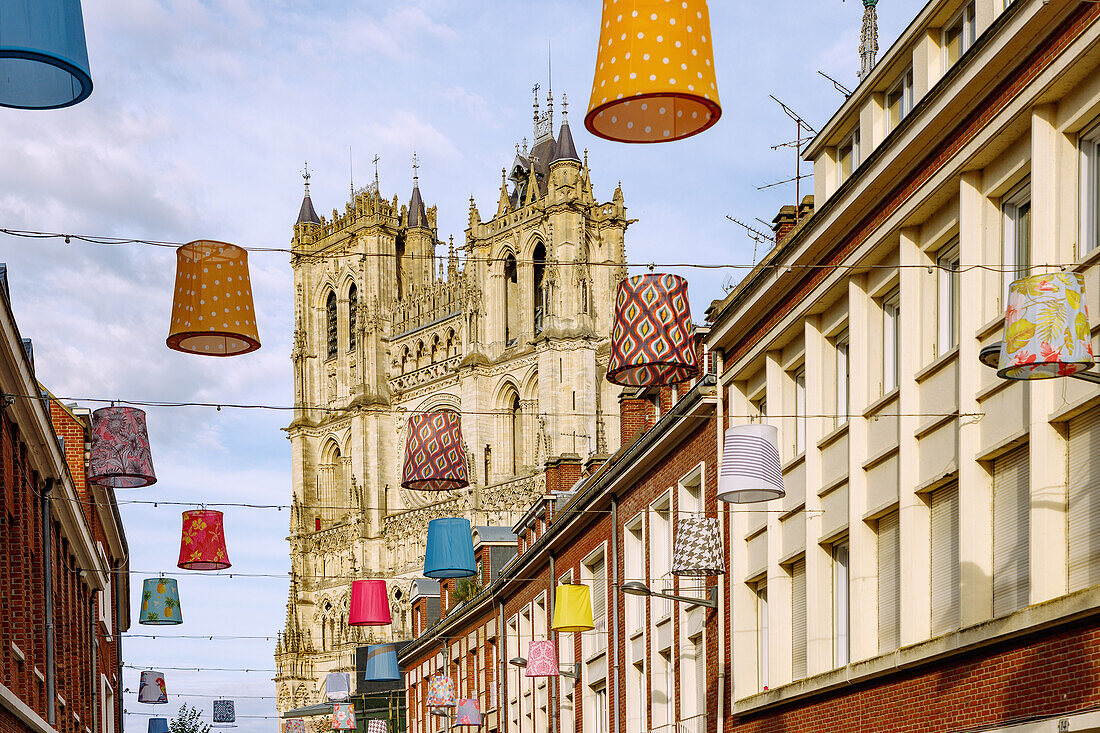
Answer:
[401,412,469,491]
[363,644,401,681]
[426,675,457,707]
[717,424,784,504]
[88,406,156,488]
[284,720,306,733]
[997,272,1094,379]
[366,721,388,733]
[213,700,236,728]
[423,518,476,579]
[551,584,594,633]
[526,640,560,677]
[167,240,260,357]
[586,0,720,143]
[608,274,698,387]
[326,672,351,702]
[139,577,183,625]
[148,719,169,733]
[455,699,482,726]
[177,509,231,570]
[0,0,92,110]
[331,703,356,731]
[672,516,725,576]
[349,580,392,626]
[138,670,167,704]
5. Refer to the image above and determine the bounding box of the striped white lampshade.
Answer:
[717,424,784,503]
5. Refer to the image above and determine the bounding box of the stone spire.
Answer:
[552,94,580,164]
[448,235,458,278]
[497,168,511,216]
[858,0,879,80]
[408,151,428,228]
[297,162,321,225]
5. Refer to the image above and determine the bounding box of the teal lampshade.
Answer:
[423,518,476,579]
[363,644,400,681]
[148,720,169,733]
[139,577,182,625]
[0,0,92,109]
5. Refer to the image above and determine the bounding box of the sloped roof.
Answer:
[297,194,320,225]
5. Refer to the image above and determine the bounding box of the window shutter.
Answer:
[1069,412,1100,591]
[791,559,806,680]
[591,557,607,624]
[877,511,900,654]
[993,446,1030,617]
[930,483,960,635]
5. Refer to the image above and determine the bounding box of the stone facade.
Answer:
[275,98,630,716]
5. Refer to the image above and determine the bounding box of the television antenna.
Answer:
[726,215,775,266]
[817,70,852,98]
[756,96,817,212]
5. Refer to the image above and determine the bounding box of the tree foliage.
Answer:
[170,704,211,733]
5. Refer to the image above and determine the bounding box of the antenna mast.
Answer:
[757,96,817,215]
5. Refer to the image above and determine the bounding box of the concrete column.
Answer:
[803,316,832,675]
[764,351,792,685]
[912,30,940,100]
[728,380,759,700]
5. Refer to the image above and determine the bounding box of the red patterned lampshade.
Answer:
[331,703,355,731]
[177,509,231,570]
[167,240,260,356]
[525,640,560,677]
[88,406,156,488]
[285,721,306,733]
[607,273,698,387]
[349,580,391,626]
[455,700,482,726]
[401,412,469,491]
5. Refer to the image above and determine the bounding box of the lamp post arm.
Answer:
[647,586,718,609]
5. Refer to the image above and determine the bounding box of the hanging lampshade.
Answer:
[401,412,469,491]
[672,516,725,576]
[607,274,698,387]
[139,577,183,625]
[997,272,1094,379]
[426,675,456,707]
[148,719,169,733]
[177,509,231,570]
[285,720,306,733]
[212,700,236,728]
[0,0,92,110]
[88,406,156,488]
[349,580,392,626]
[363,644,401,681]
[526,640,560,678]
[366,721,388,733]
[423,518,476,579]
[455,700,482,726]
[717,424,784,503]
[585,0,720,143]
[167,240,260,357]
[138,671,167,704]
[551,584,594,633]
[331,703,356,731]
[326,672,351,702]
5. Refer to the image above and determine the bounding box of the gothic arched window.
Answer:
[504,254,518,345]
[510,393,522,474]
[347,284,357,351]
[326,290,338,360]
[533,242,547,334]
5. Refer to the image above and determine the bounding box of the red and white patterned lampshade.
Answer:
[997,272,1095,379]
[88,406,156,488]
[401,412,469,491]
[177,509,231,570]
[167,240,260,356]
[284,721,306,733]
[455,700,482,726]
[426,675,457,707]
[331,703,355,731]
[525,640,560,677]
[607,274,698,387]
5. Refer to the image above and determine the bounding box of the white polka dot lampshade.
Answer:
[586,0,721,143]
[167,240,261,356]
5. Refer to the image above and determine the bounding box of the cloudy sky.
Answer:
[0,1,925,731]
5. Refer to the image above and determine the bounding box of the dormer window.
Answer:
[943,2,976,68]
[837,128,860,187]
[885,68,914,134]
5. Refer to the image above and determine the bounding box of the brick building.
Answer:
[0,268,130,733]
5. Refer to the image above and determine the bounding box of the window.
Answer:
[878,511,900,654]
[651,495,673,618]
[931,483,960,635]
[833,541,850,667]
[1080,121,1100,255]
[509,393,523,475]
[881,288,901,393]
[793,367,806,455]
[791,559,807,680]
[752,395,767,423]
[347,284,357,351]
[624,518,644,630]
[326,290,338,360]
[533,242,547,334]
[583,552,607,659]
[504,254,519,346]
[837,128,860,186]
[937,242,960,353]
[653,651,672,730]
[833,330,850,428]
[591,686,608,733]
[943,1,976,68]
[1002,180,1032,306]
[755,581,769,690]
[885,68,914,133]
[101,677,114,733]
[993,446,1030,617]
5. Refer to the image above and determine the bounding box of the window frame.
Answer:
[881,287,901,394]
[836,127,861,187]
[832,330,850,429]
[754,580,769,691]
[1002,179,1032,307]
[1079,120,1100,256]
[884,67,914,134]
[942,1,977,68]
[936,241,961,354]
[832,540,850,667]
[793,365,807,456]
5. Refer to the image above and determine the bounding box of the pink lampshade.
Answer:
[455,700,482,726]
[525,640,560,677]
[88,406,156,488]
[349,579,392,626]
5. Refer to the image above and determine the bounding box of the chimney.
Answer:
[771,205,798,243]
[798,195,815,221]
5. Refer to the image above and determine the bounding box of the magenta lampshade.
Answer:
[349,579,391,626]
[177,509,231,570]
[88,406,156,488]
[455,700,482,726]
[526,640,560,677]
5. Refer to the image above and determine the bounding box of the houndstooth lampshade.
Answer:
[672,516,724,576]
[607,273,699,387]
[401,412,469,491]
[366,720,388,733]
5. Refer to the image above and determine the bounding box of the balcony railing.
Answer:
[650,713,708,733]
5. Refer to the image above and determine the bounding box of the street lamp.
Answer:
[979,342,1100,385]
[619,581,718,609]
[508,655,581,679]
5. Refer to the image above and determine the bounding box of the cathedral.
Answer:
[274,94,631,716]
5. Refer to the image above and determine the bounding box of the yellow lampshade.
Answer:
[551,583,594,633]
[167,240,260,356]
[586,0,721,143]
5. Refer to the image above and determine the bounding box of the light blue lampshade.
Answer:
[139,577,183,625]
[363,644,401,681]
[424,518,476,579]
[148,720,169,733]
[0,0,92,109]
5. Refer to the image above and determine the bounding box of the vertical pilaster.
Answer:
[803,316,831,675]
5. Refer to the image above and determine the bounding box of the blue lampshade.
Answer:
[363,644,401,681]
[0,0,92,109]
[424,518,476,579]
[148,720,169,733]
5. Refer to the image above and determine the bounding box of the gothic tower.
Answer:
[275,95,631,717]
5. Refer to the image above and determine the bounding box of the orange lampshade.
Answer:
[167,240,260,356]
[586,0,721,143]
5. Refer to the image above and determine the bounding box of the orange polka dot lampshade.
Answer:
[586,0,721,143]
[167,240,260,356]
